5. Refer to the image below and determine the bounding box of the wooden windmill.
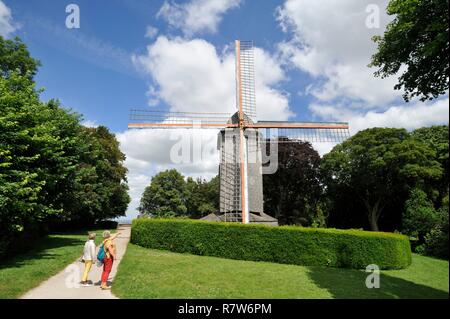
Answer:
[129,40,350,224]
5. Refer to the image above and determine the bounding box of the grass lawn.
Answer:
[0,229,106,299]
[113,244,449,299]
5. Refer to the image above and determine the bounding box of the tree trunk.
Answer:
[363,198,382,231]
[368,209,379,232]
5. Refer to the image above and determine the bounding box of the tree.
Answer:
[370,0,449,102]
[423,193,449,259]
[263,138,323,226]
[403,188,439,240]
[0,36,40,79]
[61,125,130,225]
[0,72,50,256]
[138,169,188,217]
[185,176,219,217]
[411,125,449,205]
[0,36,130,256]
[321,128,442,231]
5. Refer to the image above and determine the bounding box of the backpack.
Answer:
[97,244,106,263]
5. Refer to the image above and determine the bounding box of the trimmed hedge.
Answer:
[131,218,412,269]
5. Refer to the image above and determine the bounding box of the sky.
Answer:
[1,0,448,221]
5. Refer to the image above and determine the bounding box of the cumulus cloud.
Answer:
[157,0,241,37]
[133,36,291,120]
[310,97,449,135]
[0,0,17,38]
[277,0,401,107]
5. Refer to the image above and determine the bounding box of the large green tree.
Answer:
[138,169,188,217]
[0,36,130,256]
[370,0,449,102]
[59,125,130,226]
[263,138,323,226]
[321,128,442,231]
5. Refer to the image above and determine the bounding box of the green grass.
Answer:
[0,230,106,299]
[113,244,449,299]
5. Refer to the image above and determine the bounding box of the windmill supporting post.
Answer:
[239,128,249,224]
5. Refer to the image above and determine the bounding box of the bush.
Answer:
[131,218,412,269]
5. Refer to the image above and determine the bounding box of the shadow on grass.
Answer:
[307,266,448,299]
[0,236,84,270]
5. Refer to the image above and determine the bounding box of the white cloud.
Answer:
[145,25,158,39]
[157,0,241,37]
[310,97,449,135]
[0,0,16,37]
[277,0,401,107]
[133,36,292,120]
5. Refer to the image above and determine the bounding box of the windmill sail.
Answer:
[236,40,257,123]
[252,120,350,143]
[128,109,233,129]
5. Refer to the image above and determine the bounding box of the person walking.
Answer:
[80,233,96,286]
[100,231,120,290]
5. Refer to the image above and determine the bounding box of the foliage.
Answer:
[423,194,449,259]
[321,128,442,231]
[411,125,449,205]
[263,138,323,226]
[138,169,188,217]
[370,0,449,102]
[60,125,130,226]
[131,218,412,270]
[0,37,40,79]
[186,175,219,217]
[0,36,129,258]
[403,188,439,240]
[138,169,219,218]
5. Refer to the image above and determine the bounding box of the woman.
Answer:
[80,233,96,286]
[100,230,121,290]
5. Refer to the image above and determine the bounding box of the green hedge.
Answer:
[131,218,412,269]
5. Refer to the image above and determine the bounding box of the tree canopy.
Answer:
[370,0,449,102]
[138,169,219,218]
[0,35,130,257]
[263,138,323,226]
[321,128,443,231]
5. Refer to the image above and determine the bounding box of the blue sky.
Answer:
[1,0,448,220]
[5,0,314,132]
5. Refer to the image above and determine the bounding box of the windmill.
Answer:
[129,40,350,225]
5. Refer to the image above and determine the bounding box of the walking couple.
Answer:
[80,230,121,290]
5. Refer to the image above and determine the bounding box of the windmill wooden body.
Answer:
[129,40,350,224]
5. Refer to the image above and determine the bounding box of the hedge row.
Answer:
[131,218,412,269]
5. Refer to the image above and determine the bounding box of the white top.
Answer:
[83,240,96,261]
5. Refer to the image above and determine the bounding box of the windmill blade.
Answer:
[252,121,351,143]
[236,40,257,123]
[128,109,236,129]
